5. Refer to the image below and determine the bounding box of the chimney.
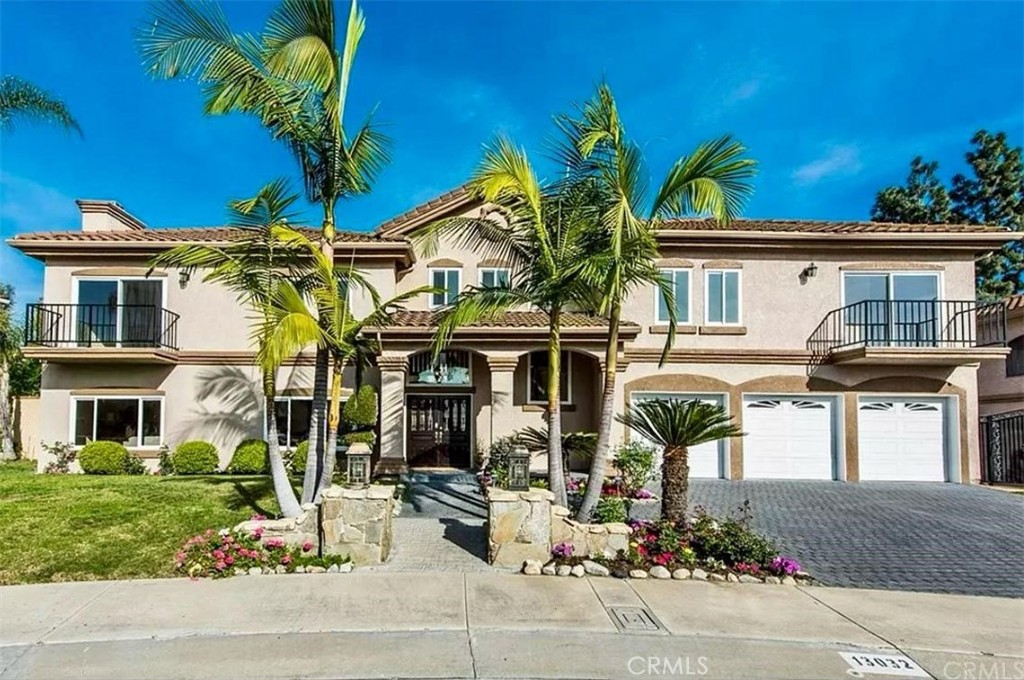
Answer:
[75,200,147,232]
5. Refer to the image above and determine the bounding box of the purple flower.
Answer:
[551,542,575,559]
[770,556,802,576]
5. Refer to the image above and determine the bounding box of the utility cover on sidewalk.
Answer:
[607,606,667,634]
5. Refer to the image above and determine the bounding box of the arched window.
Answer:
[408,350,472,385]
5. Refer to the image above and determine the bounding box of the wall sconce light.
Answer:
[801,262,818,279]
[178,270,191,289]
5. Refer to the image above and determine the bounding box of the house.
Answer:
[9,189,1018,483]
[977,294,1024,418]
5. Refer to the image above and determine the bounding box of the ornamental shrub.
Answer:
[124,451,147,475]
[172,440,219,475]
[290,441,309,475]
[42,442,77,474]
[343,430,375,446]
[342,385,378,446]
[226,439,268,474]
[613,440,657,494]
[594,495,628,524]
[79,441,130,475]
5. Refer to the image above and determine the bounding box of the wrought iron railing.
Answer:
[808,299,1006,362]
[24,303,180,350]
[981,410,1024,485]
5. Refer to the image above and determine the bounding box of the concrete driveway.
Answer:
[690,480,1024,598]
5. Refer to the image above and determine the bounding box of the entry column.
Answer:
[486,354,520,449]
[376,353,409,474]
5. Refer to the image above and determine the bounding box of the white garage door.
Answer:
[742,397,835,480]
[858,398,947,481]
[630,392,726,478]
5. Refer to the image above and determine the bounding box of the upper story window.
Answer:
[656,269,691,324]
[479,267,510,289]
[528,350,571,404]
[843,272,939,305]
[74,277,166,347]
[430,268,461,308]
[1007,335,1024,377]
[843,272,940,346]
[705,270,741,325]
[72,395,163,448]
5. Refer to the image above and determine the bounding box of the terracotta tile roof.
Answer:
[1006,294,1024,311]
[658,218,1007,234]
[374,185,477,235]
[10,226,402,244]
[380,310,630,329]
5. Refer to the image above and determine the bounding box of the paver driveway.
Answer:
[690,480,1024,597]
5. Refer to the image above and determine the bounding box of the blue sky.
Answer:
[2,1,1023,307]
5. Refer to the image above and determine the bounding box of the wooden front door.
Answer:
[407,394,472,468]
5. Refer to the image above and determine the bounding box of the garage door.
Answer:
[858,398,947,481]
[742,397,835,480]
[630,393,726,478]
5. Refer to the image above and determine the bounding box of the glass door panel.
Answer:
[121,280,162,347]
[843,274,888,346]
[76,281,118,347]
[892,275,939,347]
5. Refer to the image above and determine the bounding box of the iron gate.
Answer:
[981,410,1024,485]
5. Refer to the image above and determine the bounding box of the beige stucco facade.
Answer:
[977,300,1024,418]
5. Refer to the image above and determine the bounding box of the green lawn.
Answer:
[0,461,288,584]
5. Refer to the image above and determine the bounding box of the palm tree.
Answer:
[616,399,743,523]
[139,0,388,504]
[0,76,81,135]
[413,140,600,507]
[257,227,431,500]
[569,84,757,522]
[149,180,307,518]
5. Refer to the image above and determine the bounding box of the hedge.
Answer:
[79,441,131,475]
[172,440,219,475]
[226,439,268,474]
[290,441,309,475]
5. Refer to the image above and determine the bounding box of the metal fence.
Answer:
[24,303,180,350]
[981,410,1024,485]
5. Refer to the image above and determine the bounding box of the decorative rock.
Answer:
[708,573,726,582]
[295,566,306,574]
[782,575,797,586]
[307,566,326,574]
[629,569,649,579]
[556,565,572,577]
[611,566,631,579]
[248,567,262,576]
[795,570,810,579]
[738,574,761,584]
[571,565,586,578]
[764,575,781,585]
[649,566,671,579]
[726,573,739,582]
[691,568,708,581]
[274,565,287,574]
[338,562,353,573]
[523,559,543,575]
[583,560,610,577]
[327,563,340,573]
[542,564,557,576]
[671,568,691,580]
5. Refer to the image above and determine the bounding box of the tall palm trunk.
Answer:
[303,348,330,503]
[0,360,15,460]
[547,309,567,507]
[577,303,620,520]
[316,355,344,498]
[661,445,689,524]
[264,369,302,518]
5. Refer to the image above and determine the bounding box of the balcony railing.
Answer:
[24,303,180,351]
[808,299,1006,362]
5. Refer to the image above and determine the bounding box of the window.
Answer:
[528,350,571,404]
[1008,335,1024,377]
[479,267,510,289]
[408,350,472,385]
[656,269,690,324]
[74,278,165,347]
[705,270,741,325]
[72,396,163,447]
[273,397,344,449]
[843,272,940,346]
[430,268,461,308]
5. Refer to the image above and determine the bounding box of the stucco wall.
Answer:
[978,311,1024,417]
[14,396,40,459]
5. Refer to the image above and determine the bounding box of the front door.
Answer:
[407,395,472,468]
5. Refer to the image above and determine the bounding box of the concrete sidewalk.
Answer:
[1,573,1022,679]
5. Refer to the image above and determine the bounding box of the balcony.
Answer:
[808,299,1009,366]
[24,303,180,364]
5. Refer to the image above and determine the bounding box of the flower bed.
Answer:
[175,515,352,578]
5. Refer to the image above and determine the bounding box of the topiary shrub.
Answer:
[79,441,131,475]
[172,440,219,475]
[290,441,309,475]
[342,384,378,446]
[343,431,375,446]
[226,439,268,474]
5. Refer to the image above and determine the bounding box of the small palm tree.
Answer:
[0,76,81,135]
[616,399,743,524]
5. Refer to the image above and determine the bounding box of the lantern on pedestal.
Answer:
[508,445,531,491]
[346,442,372,487]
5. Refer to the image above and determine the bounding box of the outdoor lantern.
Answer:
[801,262,818,279]
[508,445,531,491]
[178,270,191,289]
[346,442,372,487]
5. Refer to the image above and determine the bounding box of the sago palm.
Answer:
[616,399,743,524]
[569,84,757,522]
[413,139,600,507]
[148,179,307,518]
[0,76,81,135]
[139,0,388,503]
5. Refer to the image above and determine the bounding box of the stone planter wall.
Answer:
[236,484,395,566]
[487,487,630,568]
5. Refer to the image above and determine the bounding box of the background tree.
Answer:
[0,76,81,135]
[616,399,743,523]
[870,130,1023,300]
[0,284,20,460]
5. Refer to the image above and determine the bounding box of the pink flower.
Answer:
[264,537,284,549]
[212,549,225,560]
[302,541,313,552]
[224,556,234,565]
[251,514,266,521]
[214,561,226,570]
[280,554,292,565]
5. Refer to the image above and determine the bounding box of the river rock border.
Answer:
[521,558,811,585]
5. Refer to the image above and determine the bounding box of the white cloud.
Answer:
[726,78,763,104]
[0,171,78,233]
[791,144,863,186]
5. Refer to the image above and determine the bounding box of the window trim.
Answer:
[840,271,943,306]
[654,268,692,324]
[703,269,742,326]
[71,275,169,347]
[527,350,572,405]
[478,267,511,289]
[268,396,348,450]
[69,395,165,449]
[429,267,462,309]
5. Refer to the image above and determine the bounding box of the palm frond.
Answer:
[616,399,744,450]
[0,76,81,135]
[650,134,757,222]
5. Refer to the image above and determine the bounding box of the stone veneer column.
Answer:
[377,353,409,469]
[487,354,520,447]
